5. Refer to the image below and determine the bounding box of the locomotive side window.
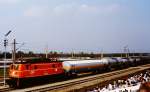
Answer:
[14,65,19,70]
[10,65,14,69]
[26,65,30,70]
[34,65,37,69]
[52,64,56,68]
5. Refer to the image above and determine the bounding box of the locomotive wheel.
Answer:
[6,79,14,88]
[16,78,21,88]
[17,78,19,87]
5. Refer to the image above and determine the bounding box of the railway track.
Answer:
[0,87,14,92]
[0,82,13,92]
[140,64,150,67]
[31,69,139,92]
[11,67,142,92]
[0,64,147,92]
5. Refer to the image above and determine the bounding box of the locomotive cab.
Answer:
[8,63,27,87]
[9,64,25,78]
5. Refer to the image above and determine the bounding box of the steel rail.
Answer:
[25,68,140,92]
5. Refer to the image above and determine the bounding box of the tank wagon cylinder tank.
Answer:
[116,57,128,63]
[62,60,106,73]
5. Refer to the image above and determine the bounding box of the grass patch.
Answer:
[0,68,9,77]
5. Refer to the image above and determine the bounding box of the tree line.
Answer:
[0,51,149,60]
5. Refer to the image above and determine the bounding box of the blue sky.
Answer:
[0,0,150,53]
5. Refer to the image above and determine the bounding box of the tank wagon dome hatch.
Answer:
[14,57,62,64]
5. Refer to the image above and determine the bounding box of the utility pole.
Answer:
[124,45,128,58]
[101,52,103,59]
[3,39,7,86]
[4,30,11,86]
[100,49,103,59]
[127,48,130,58]
[71,51,74,59]
[12,39,16,63]
[12,40,25,61]
[45,44,48,58]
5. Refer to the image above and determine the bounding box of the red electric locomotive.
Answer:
[8,58,64,87]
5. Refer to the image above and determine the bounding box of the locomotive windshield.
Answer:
[10,64,19,70]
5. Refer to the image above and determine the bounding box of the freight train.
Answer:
[7,57,150,87]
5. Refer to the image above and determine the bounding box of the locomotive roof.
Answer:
[14,57,62,64]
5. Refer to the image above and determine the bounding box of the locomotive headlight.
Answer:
[12,71,15,75]
[12,71,18,76]
[11,71,16,77]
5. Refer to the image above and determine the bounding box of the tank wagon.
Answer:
[62,57,131,75]
[63,60,106,74]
